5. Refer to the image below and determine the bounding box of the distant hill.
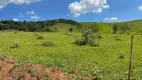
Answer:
[0,19,142,34]
[80,20,142,34]
[0,19,80,32]
[46,23,80,32]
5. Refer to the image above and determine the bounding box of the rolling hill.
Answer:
[80,20,142,34]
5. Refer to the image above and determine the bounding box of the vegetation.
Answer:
[0,19,80,32]
[42,42,55,47]
[0,19,142,34]
[36,36,44,40]
[0,19,142,79]
[74,29,100,46]
[10,41,19,49]
[0,31,141,79]
[113,24,118,34]
[80,20,142,34]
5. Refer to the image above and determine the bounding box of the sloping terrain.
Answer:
[80,20,142,34]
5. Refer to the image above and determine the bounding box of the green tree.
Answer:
[113,24,118,34]
[120,22,130,34]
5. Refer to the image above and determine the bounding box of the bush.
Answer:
[74,29,100,46]
[119,54,125,59]
[91,26,99,33]
[113,24,118,34]
[69,28,73,32]
[42,42,55,47]
[36,36,44,40]
[113,36,121,41]
[91,67,104,80]
[10,42,19,48]
[14,31,18,34]
[42,27,54,32]
[74,39,86,46]
[97,33,102,38]
[91,42,100,47]
[119,22,130,34]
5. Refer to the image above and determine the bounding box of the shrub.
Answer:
[91,26,99,33]
[97,33,102,38]
[91,42,100,47]
[113,36,121,41]
[119,54,125,59]
[42,42,55,47]
[53,27,58,32]
[113,24,118,34]
[69,28,73,32]
[74,39,86,46]
[91,67,104,80]
[33,33,39,36]
[36,36,44,40]
[42,27,54,32]
[74,29,100,46]
[10,42,19,48]
[14,31,18,34]
[119,22,130,34]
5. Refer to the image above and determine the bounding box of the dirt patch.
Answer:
[0,57,92,80]
[0,57,14,80]
[0,57,67,80]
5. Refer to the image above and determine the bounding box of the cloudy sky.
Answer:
[0,0,142,22]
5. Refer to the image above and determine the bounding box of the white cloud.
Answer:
[0,0,40,9]
[103,5,110,9]
[31,15,40,19]
[69,0,109,17]
[104,17,118,21]
[13,18,19,21]
[138,5,142,11]
[26,11,35,15]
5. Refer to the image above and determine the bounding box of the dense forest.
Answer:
[0,19,81,32]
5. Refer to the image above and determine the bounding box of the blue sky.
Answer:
[0,0,142,22]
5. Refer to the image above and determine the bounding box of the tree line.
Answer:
[113,22,130,34]
[0,19,81,32]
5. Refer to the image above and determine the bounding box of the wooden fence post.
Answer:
[128,36,134,80]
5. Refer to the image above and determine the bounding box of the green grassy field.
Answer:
[44,20,142,34]
[0,31,142,79]
[80,20,142,34]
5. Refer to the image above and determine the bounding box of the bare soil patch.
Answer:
[0,57,91,80]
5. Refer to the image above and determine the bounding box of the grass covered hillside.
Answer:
[80,20,142,34]
[47,23,80,32]
[1,19,142,34]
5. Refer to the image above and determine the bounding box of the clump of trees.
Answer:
[0,19,81,32]
[120,22,130,34]
[112,22,130,34]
